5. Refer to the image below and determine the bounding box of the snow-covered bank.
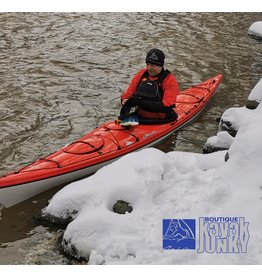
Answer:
[247,78,262,109]
[248,21,262,39]
[41,78,262,264]
[44,149,227,264]
[205,77,262,152]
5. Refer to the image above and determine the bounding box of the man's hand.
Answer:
[121,99,129,105]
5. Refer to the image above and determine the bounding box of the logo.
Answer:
[162,217,250,253]
[143,130,157,140]
[163,219,196,249]
[148,52,158,61]
[198,217,250,253]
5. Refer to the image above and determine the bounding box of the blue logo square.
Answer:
[163,219,196,250]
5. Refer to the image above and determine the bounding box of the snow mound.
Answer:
[248,21,262,39]
[248,78,262,103]
[205,131,234,149]
[45,148,227,264]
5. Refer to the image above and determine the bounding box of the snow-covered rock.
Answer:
[248,21,262,39]
[247,78,262,108]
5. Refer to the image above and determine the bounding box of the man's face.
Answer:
[146,63,162,77]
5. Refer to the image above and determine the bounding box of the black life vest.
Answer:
[135,70,170,102]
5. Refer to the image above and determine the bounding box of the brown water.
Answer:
[0,12,261,264]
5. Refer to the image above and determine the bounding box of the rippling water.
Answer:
[0,12,261,264]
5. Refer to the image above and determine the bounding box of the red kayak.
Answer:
[0,75,222,207]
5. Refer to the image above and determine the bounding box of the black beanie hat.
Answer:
[145,48,165,67]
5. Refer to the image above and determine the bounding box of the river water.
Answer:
[0,12,261,264]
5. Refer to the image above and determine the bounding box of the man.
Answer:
[119,48,179,126]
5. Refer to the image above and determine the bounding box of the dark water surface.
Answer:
[0,13,261,264]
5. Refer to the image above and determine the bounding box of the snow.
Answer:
[219,106,254,130]
[205,131,234,149]
[248,78,262,102]
[45,148,228,264]
[248,21,262,38]
[43,79,262,264]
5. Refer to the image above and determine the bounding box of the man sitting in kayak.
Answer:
[119,48,179,126]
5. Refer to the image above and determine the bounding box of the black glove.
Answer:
[125,96,143,107]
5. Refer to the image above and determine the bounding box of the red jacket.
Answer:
[121,68,179,107]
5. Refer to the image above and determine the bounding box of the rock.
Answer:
[248,21,262,40]
[33,208,77,229]
[203,131,234,154]
[225,152,229,162]
[203,145,228,154]
[219,119,238,137]
[246,100,259,110]
[112,200,133,214]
